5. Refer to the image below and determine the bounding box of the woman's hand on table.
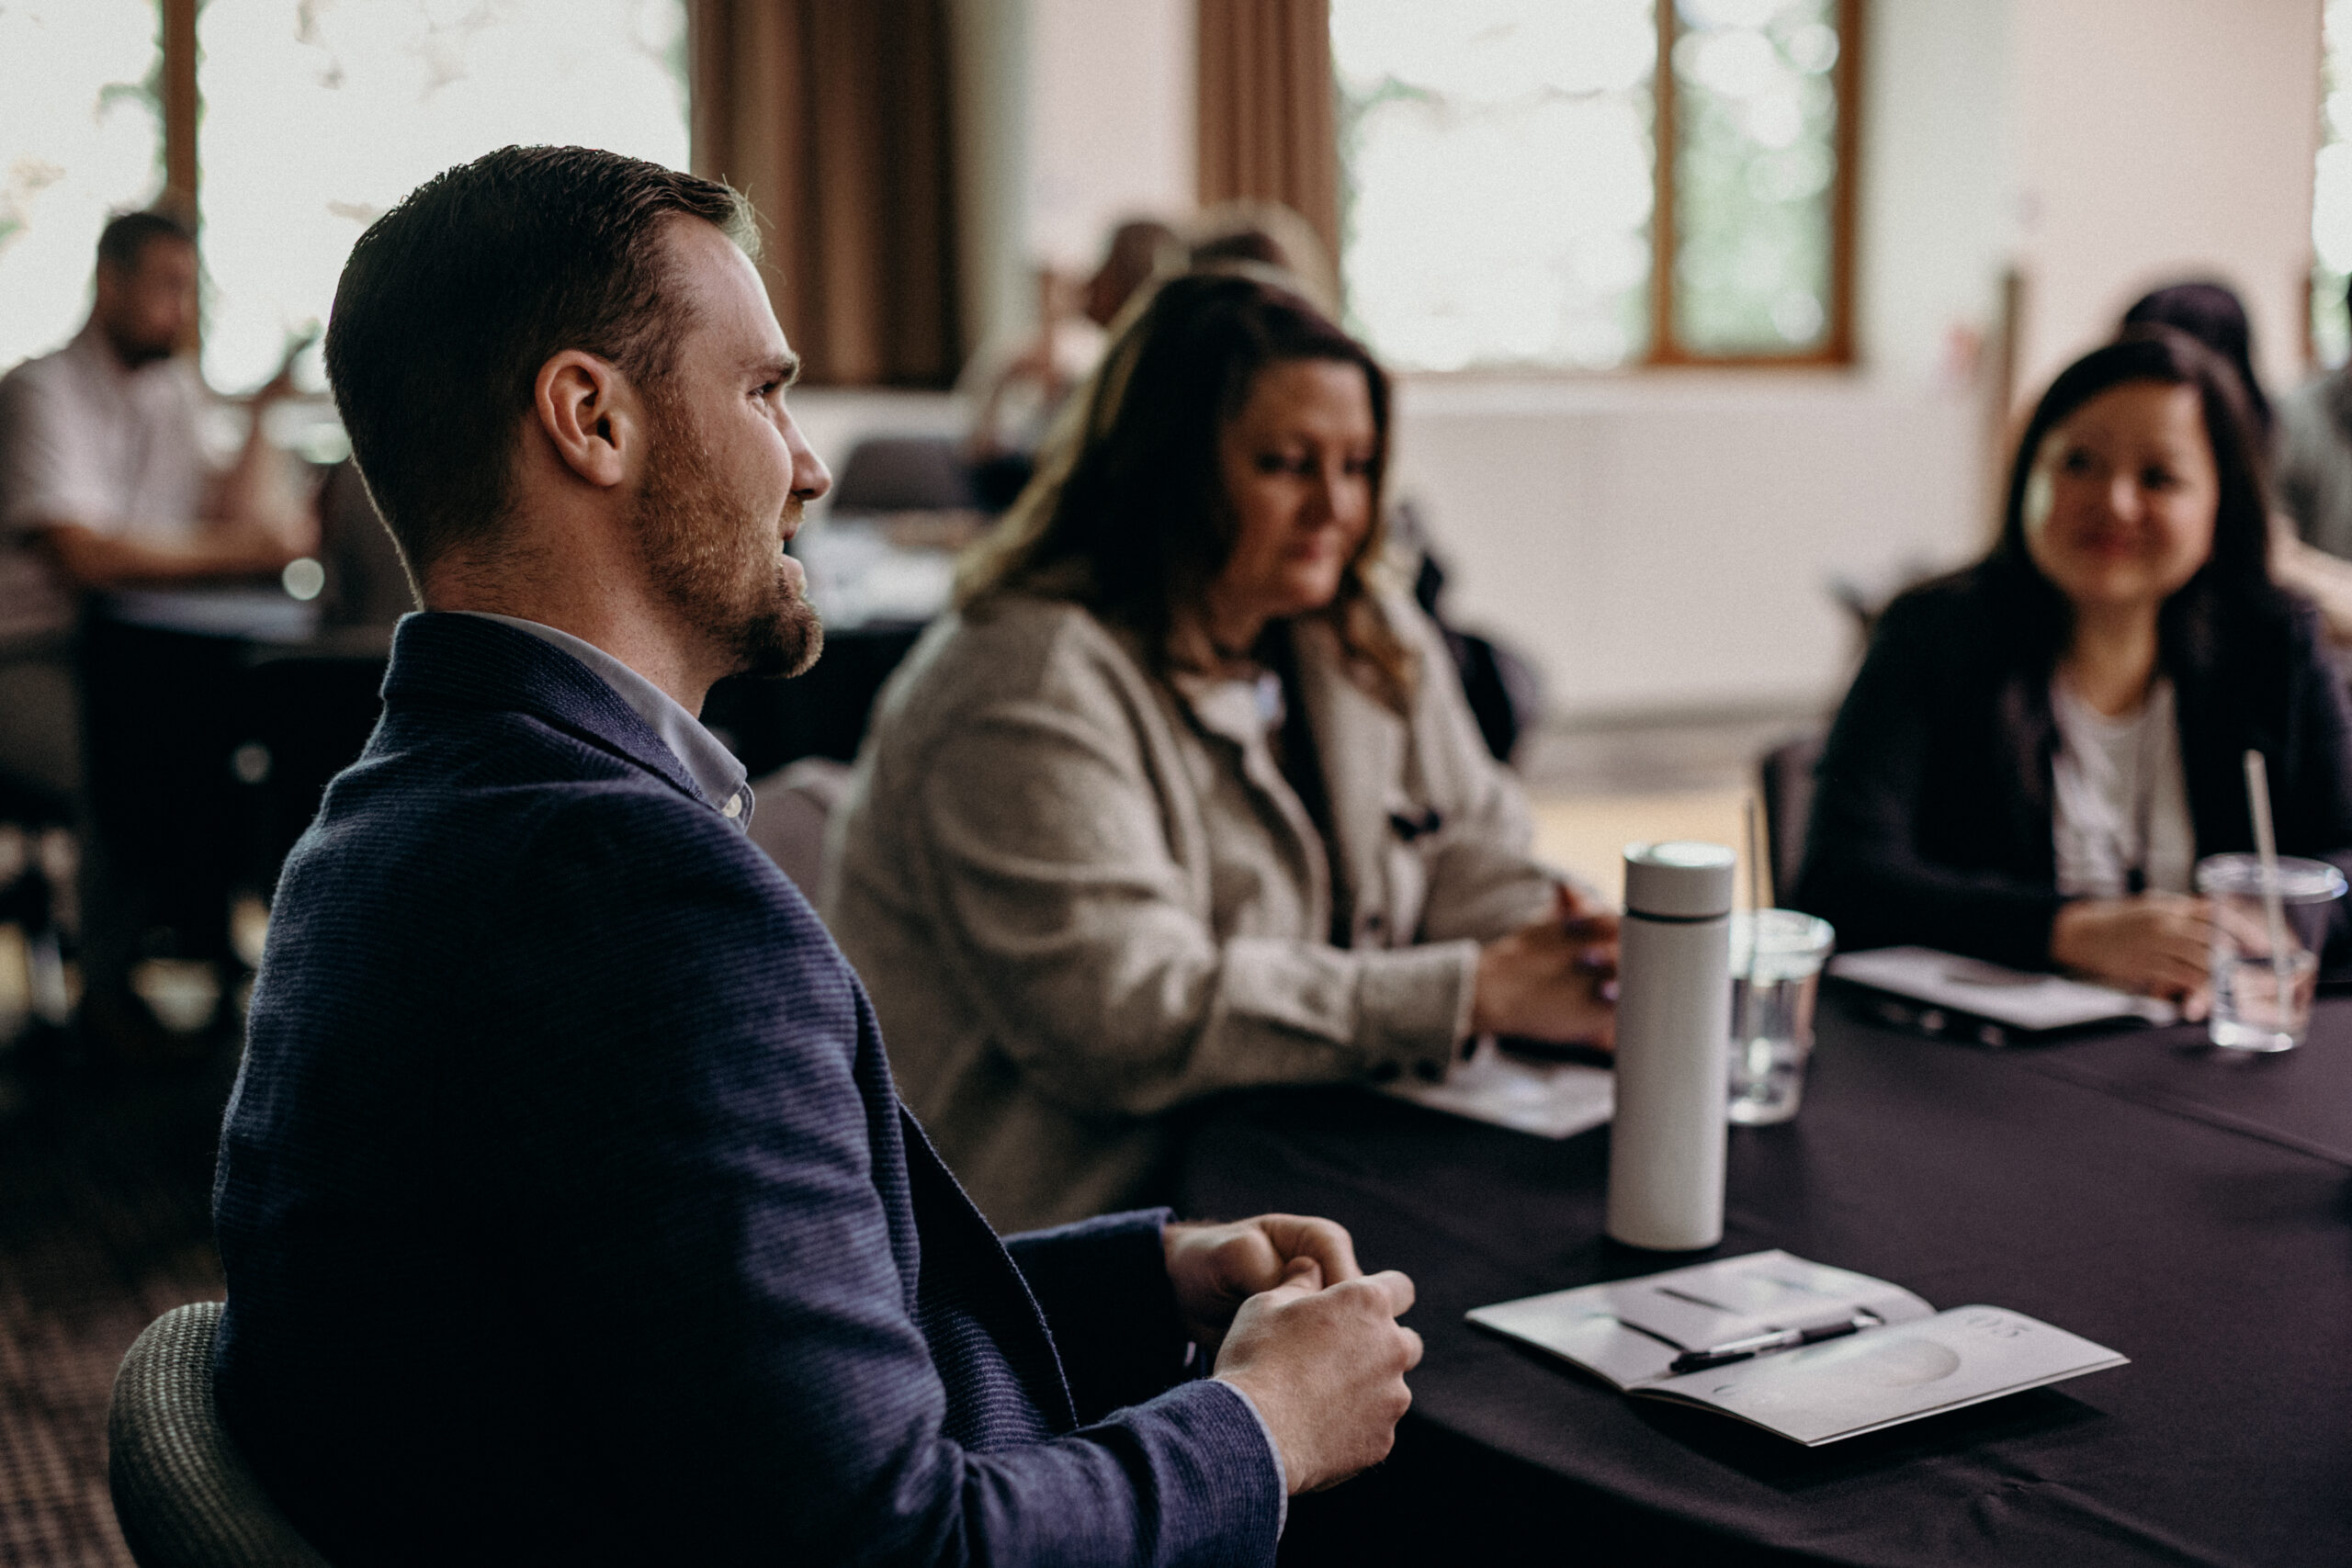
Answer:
[1163,1213,1362,1356]
[1470,885,1620,1049]
[2050,894,2215,1019]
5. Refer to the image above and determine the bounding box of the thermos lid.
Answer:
[1623,840,1736,919]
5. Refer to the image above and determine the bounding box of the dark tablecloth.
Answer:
[1179,992,2352,1567]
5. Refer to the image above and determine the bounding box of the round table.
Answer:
[1179,990,2352,1566]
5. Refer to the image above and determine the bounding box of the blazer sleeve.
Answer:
[1002,1210,1192,1424]
[484,792,1279,1568]
[1793,595,2066,968]
[907,680,1470,1122]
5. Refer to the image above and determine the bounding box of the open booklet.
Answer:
[1827,945,2177,1043]
[1468,1251,2126,1447]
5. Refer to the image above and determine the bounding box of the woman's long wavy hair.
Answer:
[1978,325,2286,674]
[957,268,1416,709]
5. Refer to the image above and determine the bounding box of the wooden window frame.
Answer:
[1645,0,1862,368]
[1329,0,1864,373]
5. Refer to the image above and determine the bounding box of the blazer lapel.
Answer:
[896,1104,1080,1433]
[2172,643,2254,857]
[1291,616,1413,948]
[1993,667,2060,882]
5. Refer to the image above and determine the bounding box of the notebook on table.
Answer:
[1468,1250,2127,1447]
[1826,945,2177,1044]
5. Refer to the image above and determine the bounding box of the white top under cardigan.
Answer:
[2048,674,2196,897]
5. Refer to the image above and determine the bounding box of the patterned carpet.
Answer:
[0,1037,233,1567]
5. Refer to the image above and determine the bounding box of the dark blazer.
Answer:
[211,613,1279,1567]
[1792,568,2352,969]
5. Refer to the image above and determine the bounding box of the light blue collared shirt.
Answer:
[458,612,753,830]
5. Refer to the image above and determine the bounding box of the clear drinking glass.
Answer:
[2195,853,2346,1052]
[1726,909,1836,1124]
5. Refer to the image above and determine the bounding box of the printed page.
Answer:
[1636,1305,2129,1446]
[1827,947,2176,1031]
[1467,1251,1934,1391]
[1384,1035,1612,1139]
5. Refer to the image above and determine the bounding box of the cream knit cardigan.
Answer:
[822,592,1557,1231]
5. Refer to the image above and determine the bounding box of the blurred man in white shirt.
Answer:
[0,209,314,798]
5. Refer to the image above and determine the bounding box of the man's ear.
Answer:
[531,350,640,490]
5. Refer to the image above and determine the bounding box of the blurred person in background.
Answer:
[963,217,1179,508]
[1185,199,1342,320]
[2275,274,2352,623]
[0,209,315,803]
[825,271,1617,1233]
[1795,329,2352,1012]
[2125,279,2352,643]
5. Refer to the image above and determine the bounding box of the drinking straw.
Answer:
[1747,792,1769,915]
[1741,794,1767,1039]
[2243,749,2293,1017]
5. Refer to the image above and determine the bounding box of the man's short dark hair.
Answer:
[96,209,196,273]
[323,146,756,581]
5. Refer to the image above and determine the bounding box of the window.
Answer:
[1332,0,1859,373]
[0,0,689,389]
[2313,0,2352,367]
[197,0,691,391]
[0,0,166,371]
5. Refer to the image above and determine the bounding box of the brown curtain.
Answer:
[1195,0,1340,268]
[692,0,960,387]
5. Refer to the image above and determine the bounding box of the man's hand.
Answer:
[1163,1214,1361,1355]
[1471,883,1620,1047]
[2050,893,2215,1019]
[1212,1261,1421,1495]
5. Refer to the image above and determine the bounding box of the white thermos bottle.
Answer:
[1606,840,1736,1251]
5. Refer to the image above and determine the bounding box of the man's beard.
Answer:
[634,400,822,681]
[102,321,176,369]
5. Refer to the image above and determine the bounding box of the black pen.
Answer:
[1668,1311,1879,1375]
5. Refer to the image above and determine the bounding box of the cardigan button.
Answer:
[1368,1060,1401,1084]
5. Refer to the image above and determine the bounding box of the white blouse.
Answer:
[2049,674,2197,897]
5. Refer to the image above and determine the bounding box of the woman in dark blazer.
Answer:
[1793,329,2352,1014]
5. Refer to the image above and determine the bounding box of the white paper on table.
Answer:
[1827,946,2177,1032]
[1469,1250,1934,1389]
[1469,1251,2127,1447]
[1641,1304,2129,1446]
[1381,1035,1612,1139]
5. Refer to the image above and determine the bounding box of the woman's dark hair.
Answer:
[2120,280,2270,440]
[959,269,1414,706]
[1984,325,2282,671]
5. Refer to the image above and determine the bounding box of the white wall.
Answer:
[951,0,1194,351]
[1388,375,1982,718]
[1026,0,1194,272]
[1856,0,2015,383]
[2009,0,2323,399]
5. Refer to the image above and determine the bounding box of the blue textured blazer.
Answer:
[211,613,1281,1566]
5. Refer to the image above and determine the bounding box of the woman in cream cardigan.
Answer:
[823,270,1616,1230]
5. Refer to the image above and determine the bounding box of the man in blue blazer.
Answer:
[210,146,1422,1566]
